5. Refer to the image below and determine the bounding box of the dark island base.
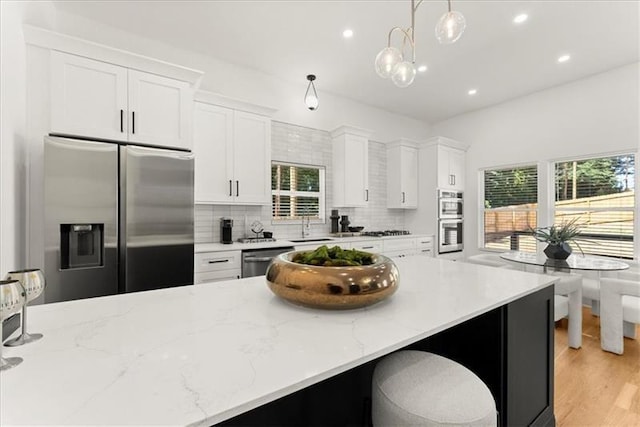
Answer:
[219,286,555,427]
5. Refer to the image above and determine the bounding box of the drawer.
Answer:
[195,269,241,285]
[417,247,434,257]
[383,238,416,252]
[416,237,434,249]
[195,250,241,273]
[351,240,383,253]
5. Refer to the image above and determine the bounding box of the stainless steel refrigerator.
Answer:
[44,136,194,303]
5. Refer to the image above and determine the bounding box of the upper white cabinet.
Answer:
[436,144,465,190]
[331,126,371,207]
[193,95,273,205]
[51,51,192,149]
[127,70,191,148]
[387,139,418,209]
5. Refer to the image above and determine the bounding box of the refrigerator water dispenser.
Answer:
[60,224,104,269]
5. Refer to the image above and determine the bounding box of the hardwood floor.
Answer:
[554,307,640,426]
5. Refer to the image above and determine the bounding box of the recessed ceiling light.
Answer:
[513,13,528,24]
[468,89,477,96]
[417,65,428,73]
[343,29,354,38]
[557,54,571,63]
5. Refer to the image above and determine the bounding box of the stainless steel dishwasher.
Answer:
[241,246,294,278]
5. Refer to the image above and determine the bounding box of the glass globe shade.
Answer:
[391,61,416,88]
[435,10,466,44]
[375,47,403,79]
[305,94,319,111]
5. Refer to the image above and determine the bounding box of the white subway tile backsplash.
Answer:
[195,121,406,243]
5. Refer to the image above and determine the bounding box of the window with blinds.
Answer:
[554,154,635,259]
[482,165,538,252]
[272,162,325,220]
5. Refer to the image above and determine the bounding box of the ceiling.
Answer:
[53,1,640,123]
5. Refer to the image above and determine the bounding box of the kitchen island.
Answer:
[1,256,556,426]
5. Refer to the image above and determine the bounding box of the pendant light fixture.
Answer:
[375,0,466,88]
[304,74,319,110]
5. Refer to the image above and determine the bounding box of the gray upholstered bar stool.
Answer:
[372,350,497,427]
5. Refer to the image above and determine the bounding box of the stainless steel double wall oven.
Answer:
[438,190,464,254]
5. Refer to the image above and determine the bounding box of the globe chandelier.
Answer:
[375,0,466,88]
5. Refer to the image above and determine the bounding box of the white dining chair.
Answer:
[551,272,583,349]
[584,260,638,317]
[600,274,640,355]
[466,253,582,348]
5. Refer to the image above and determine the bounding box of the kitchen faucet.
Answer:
[301,215,311,238]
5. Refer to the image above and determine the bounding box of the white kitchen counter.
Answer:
[0,256,555,426]
[195,234,434,253]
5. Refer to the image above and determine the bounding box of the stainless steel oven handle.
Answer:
[244,256,274,262]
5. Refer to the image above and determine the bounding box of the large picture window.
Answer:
[482,165,538,252]
[272,162,325,221]
[554,154,635,259]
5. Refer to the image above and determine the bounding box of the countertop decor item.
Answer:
[0,279,26,371]
[265,250,399,309]
[531,218,585,260]
[375,0,466,88]
[348,226,364,232]
[4,269,45,346]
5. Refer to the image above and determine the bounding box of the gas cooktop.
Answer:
[361,230,411,237]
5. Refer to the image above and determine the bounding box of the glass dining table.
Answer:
[499,250,630,274]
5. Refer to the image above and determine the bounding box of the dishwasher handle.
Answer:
[244,256,274,263]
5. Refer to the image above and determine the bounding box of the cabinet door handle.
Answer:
[362,246,374,249]
[236,180,239,197]
[208,259,230,264]
[452,175,456,186]
[120,109,124,132]
[132,111,135,134]
[229,180,233,197]
[402,191,406,203]
[365,189,369,201]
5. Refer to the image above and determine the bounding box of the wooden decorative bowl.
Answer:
[265,251,399,310]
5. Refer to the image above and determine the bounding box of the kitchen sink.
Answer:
[288,238,334,243]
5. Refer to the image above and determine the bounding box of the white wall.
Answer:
[430,63,640,257]
[1,2,29,274]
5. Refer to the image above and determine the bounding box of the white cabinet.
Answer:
[350,240,384,254]
[387,140,418,209]
[416,236,435,257]
[193,102,271,205]
[331,126,371,207]
[437,145,465,190]
[194,250,241,284]
[383,238,417,259]
[51,51,192,149]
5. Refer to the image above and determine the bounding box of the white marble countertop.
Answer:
[1,256,554,426]
[196,234,434,253]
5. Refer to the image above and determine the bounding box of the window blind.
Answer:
[272,163,325,220]
[483,165,538,252]
[554,155,635,259]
